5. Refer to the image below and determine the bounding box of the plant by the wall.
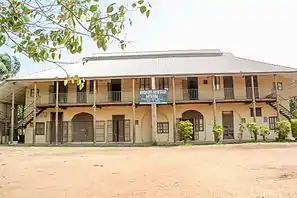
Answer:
[178,120,193,144]
[247,122,259,141]
[275,120,291,141]
[291,119,297,138]
[213,124,224,143]
[259,125,270,141]
[238,121,247,142]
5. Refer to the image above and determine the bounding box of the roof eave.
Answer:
[7,70,297,83]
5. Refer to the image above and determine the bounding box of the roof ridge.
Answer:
[236,56,297,70]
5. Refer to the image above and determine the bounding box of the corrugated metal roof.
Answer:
[10,50,297,81]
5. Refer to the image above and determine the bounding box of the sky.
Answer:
[1,0,297,76]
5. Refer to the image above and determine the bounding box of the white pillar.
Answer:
[251,76,257,122]
[172,77,177,143]
[93,80,96,144]
[151,77,157,142]
[212,76,217,124]
[10,88,15,144]
[132,78,136,143]
[55,81,59,144]
[32,83,37,144]
[274,74,280,120]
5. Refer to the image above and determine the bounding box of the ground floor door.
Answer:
[112,115,125,142]
[50,112,63,143]
[222,111,234,139]
[0,123,4,144]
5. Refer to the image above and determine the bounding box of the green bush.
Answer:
[275,120,291,141]
[247,122,259,141]
[238,122,247,142]
[213,124,224,143]
[259,125,270,141]
[291,119,297,138]
[178,120,193,144]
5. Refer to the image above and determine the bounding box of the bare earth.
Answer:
[1,143,297,198]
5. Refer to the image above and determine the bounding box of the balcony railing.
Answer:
[183,89,199,100]
[224,88,235,99]
[246,87,259,99]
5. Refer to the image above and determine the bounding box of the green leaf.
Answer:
[111,28,117,35]
[140,6,147,14]
[107,5,114,13]
[51,53,55,59]
[77,46,82,53]
[90,5,98,12]
[146,10,150,18]
[132,3,137,8]
[107,22,114,29]
[138,0,144,4]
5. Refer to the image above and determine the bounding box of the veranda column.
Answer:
[212,76,217,124]
[10,86,15,144]
[172,77,177,143]
[132,78,136,143]
[55,81,59,145]
[274,74,280,120]
[32,83,37,144]
[93,80,97,144]
[151,77,157,142]
[251,76,257,122]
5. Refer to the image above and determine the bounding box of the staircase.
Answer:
[267,101,297,120]
[17,102,46,129]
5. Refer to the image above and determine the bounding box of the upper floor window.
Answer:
[30,89,40,97]
[250,107,262,117]
[214,76,220,90]
[90,80,94,93]
[273,82,283,91]
[140,78,151,90]
[156,78,169,90]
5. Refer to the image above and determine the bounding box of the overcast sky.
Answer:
[2,0,297,76]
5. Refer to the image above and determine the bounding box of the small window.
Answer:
[157,122,169,134]
[89,80,94,93]
[157,78,169,90]
[263,117,268,123]
[140,78,151,90]
[214,76,220,90]
[269,116,278,130]
[241,118,246,123]
[135,120,139,125]
[35,122,45,135]
[203,79,208,84]
[250,108,262,117]
[30,89,40,97]
[277,82,283,90]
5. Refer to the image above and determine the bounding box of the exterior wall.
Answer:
[22,73,295,144]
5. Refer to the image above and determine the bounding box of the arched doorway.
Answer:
[72,113,93,142]
[181,110,204,140]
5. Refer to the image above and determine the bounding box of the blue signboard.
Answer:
[139,89,168,104]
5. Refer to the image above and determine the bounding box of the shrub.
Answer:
[291,119,297,138]
[238,121,247,142]
[178,120,193,144]
[213,124,224,143]
[259,125,270,141]
[275,120,291,141]
[247,122,259,141]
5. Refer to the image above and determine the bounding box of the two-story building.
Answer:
[1,50,297,145]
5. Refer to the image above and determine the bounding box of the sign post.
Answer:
[139,89,168,104]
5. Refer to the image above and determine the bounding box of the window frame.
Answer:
[269,116,278,130]
[214,76,220,90]
[157,122,169,134]
[30,89,40,97]
[157,78,169,90]
[250,107,262,117]
[35,122,45,135]
[140,78,151,90]
[89,80,94,93]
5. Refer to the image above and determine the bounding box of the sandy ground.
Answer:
[1,143,297,198]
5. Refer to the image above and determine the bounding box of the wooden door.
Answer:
[245,76,259,99]
[223,76,234,99]
[50,112,63,143]
[222,111,234,139]
[112,115,125,142]
[187,77,198,100]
